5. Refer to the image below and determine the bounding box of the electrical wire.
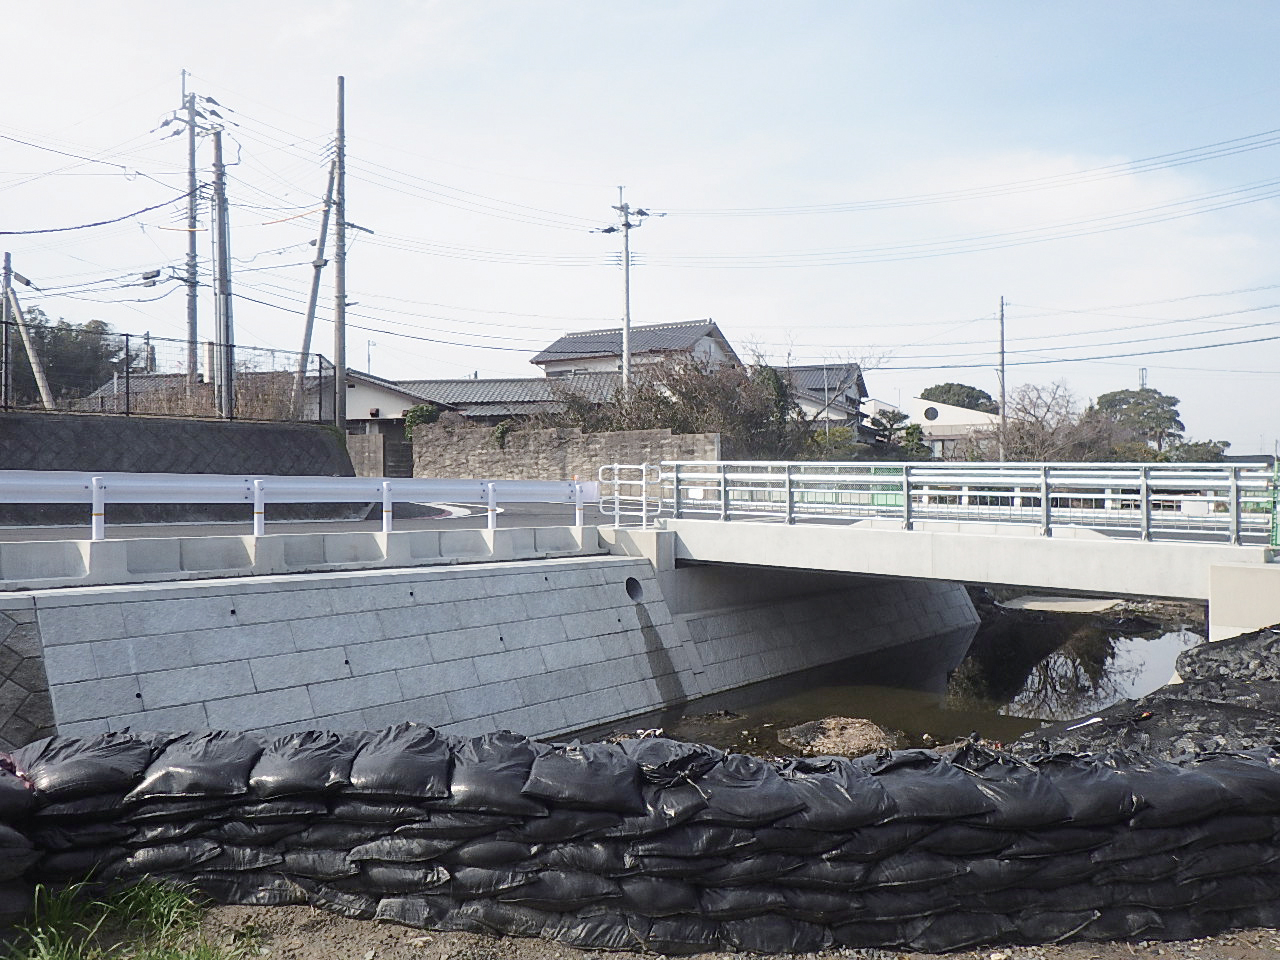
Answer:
[0,190,195,236]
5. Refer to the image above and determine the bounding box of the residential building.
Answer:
[531,319,740,377]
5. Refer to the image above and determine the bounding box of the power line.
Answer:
[0,189,195,236]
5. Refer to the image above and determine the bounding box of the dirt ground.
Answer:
[201,904,1280,960]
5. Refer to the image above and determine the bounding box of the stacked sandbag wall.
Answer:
[4,726,1280,953]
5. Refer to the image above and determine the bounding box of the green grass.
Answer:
[5,879,258,960]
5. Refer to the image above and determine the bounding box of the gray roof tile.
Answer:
[531,319,733,365]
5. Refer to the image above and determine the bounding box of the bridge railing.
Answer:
[658,461,1275,544]
[0,471,600,540]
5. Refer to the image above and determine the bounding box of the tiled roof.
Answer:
[396,373,620,407]
[531,319,732,365]
[784,363,867,399]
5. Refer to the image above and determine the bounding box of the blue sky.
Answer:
[5,2,1280,453]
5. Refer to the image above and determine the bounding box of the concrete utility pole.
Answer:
[1,252,10,408]
[292,160,337,418]
[595,188,656,398]
[3,259,54,410]
[998,295,1007,461]
[183,71,200,391]
[333,76,348,432]
[211,130,235,418]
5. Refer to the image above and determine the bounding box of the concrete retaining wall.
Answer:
[0,552,978,751]
[413,425,719,481]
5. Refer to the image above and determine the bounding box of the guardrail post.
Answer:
[123,333,131,416]
[574,482,584,527]
[1272,461,1279,549]
[252,479,266,537]
[672,464,682,519]
[90,476,105,541]
[719,463,729,522]
[640,462,650,530]
[486,482,498,531]
[1139,466,1151,541]
[901,466,912,531]
[1229,466,1241,545]
[1040,465,1052,537]
[785,463,794,525]
[381,481,394,534]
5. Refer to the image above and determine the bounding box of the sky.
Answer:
[4,1,1280,454]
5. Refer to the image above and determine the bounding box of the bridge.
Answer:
[0,461,1275,750]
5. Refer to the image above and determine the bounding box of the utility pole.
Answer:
[333,76,348,432]
[595,188,657,398]
[998,295,1006,462]
[1,252,10,408]
[3,259,53,409]
[183,70,199,391]
[292,160,337,417]
[211,129,235,418]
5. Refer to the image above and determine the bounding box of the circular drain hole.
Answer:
[625,577,644,602]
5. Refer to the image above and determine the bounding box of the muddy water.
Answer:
[595,599,1206,757]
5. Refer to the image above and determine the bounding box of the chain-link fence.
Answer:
[0,320,335,423]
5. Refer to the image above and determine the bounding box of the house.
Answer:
[783,363,869,427]
[531,319,740,377]
[396,373,620,426]
[866,396,1000,459]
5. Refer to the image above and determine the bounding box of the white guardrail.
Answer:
[641,460,1277,545]
[0,471,600,540]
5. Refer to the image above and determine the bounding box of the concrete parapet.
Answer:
[1208,562,1280,641]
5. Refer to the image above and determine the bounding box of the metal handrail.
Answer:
[598,463,662,529]
[657,460,1275,545]
[0,470,600,540]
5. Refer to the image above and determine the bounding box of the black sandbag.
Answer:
[393,811,519,838]
[1019,852,1106,890]
[505,809,621,842]
[623,854,729,879]
[906,911,1013,953]
[597,782,707,838]
[618,737,723,786]
[346,862,450,895]
[279,849,359,880]
[779,887,860,923]
[631,824,757,858]
[951,745,1072,828]
[127,731,264,800]
[642,916,725,955]
[206,820,305,847]
[822,821,939,861]
[698,853,805,886]
[862,851,969,890]
[191,870,309,906]
[450,899,551,937]
[1190,751,1280,814]
[698,885,788,920]
[0,881,34,921]
[447,866,536,898]
[373,894,456,928]
[29,822,134,852]
[438,731,547,816]
[1186,813,1280,848]
[1093,851,1180,885]
[1012,908,1099,944]
[30,794,126,823]
[202,845,284,872]
[1175,841,1279,882]
[833,917,927,950]
[915,824,1018,856]
[1100,753,1243,827]
[960,856,1042,893]
[39,845,128,881]
[249,731,359,798]
[445,839,536,868]
[522,742,644,813]
[774,756,896,830]
[293,878,377,919]
[530,840,628,875]
[543,912,651,951]
[112,838,222,876]
[329,799,426,824]
[494,868,620,911]
[1026,754,1142,825]
[751,826,844,855]
[1078,906,1163,941]
[291,822,388,849]
[0,768,35,820]
[1089,824,1194,863]
[618,876,700,917]
[776,858,869,890]
[227,799,328,822]
[859,888,960,920]
[722,915,828,954]
[1001,826,1114,858]
[346,723,452,800]
[14,732,156,802]
[868,751,997,821]
[349,836,460,863]
[120,798,236,823]
[693,753,805,826]
[1103,878,1206,910]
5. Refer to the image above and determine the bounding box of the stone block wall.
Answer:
[413,425,719,481]
[0,609,54,751]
